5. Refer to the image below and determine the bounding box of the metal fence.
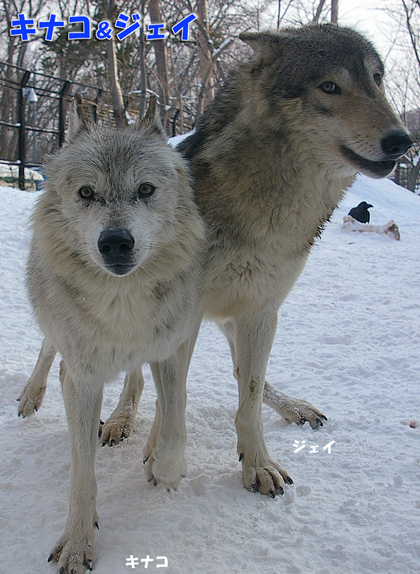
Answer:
[0,62,182,190]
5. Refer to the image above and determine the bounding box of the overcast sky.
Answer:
[339,0,402,54]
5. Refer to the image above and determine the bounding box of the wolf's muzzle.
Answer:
[341,130,413,178]
[98,229,135,275]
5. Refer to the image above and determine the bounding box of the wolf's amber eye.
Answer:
[373,73,382,87]
[138,183,156,198]
[319,81,341,95]
[78,186,94,200]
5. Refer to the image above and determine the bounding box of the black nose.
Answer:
[381,132,413,159]
[98,229,134,261]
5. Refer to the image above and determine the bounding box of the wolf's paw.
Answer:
[99,410,135,447]
[239,451,293,497]
[48,532,97,574]
[263,383,327,430]
[17,384,46,418]
[278,397,327,430]
[144,443,187,491]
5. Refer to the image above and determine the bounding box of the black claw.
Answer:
[278,487,284,495]
[101,441,106,447]
[322,415,328,421]
[251,484,258,493]
[47,554,54,563]
[110,439,115,447]
[181,474,186,479]
[86,559,94,571]
[153,479,158,486]
[95,521,100,530]
[34,406,38,412]
[285,476,294,485]
[71,569,77,574]
[300,417,306,425]
[316,418,324,427]
[143,456,149,464]
[239,453,244,462]
[269,489,276,498]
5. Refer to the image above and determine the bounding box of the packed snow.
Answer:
[0,174,419,574]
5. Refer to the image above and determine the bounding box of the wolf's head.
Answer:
[39,96,200,278]
[240,24,412,179]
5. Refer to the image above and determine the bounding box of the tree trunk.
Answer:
[138,0,149,119]
[331,0,339,23]
[103,0,127,128]
[313,0,327,23]
[407,159,420,191]
[0,35,16,160]
[149,0,170,129]
[196,0,214,120]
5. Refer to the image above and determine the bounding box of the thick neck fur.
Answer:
[181,64,355,256]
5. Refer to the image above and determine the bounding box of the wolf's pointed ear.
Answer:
[66,94,95,144]
[239,31,284,59]
[134,95,166,140]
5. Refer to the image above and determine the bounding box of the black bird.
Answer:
[348,201,373,223]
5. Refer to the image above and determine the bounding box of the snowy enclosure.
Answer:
[0,174,419,574]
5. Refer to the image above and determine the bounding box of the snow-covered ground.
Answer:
[0,174,419,574]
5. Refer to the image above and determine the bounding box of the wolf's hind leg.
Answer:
[17,338,56,417]
[100,367,145,446]
[263,381,327,429]
[144,317,201,490]
[220,321,327,430]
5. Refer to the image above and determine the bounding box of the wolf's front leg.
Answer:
[48,368,103,573]
[234,309,293,497]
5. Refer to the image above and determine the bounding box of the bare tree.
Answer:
[370,0,420,190]
[196,0,215,113]
[331,0,338,23]
[101,0,128,127]
[149,0,170,126]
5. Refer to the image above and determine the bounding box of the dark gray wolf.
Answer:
[169,23,409,497]
[19,24,411,572]
[26,95,205,573]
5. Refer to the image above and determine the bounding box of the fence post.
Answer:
[18,70,31,190]
[58,81,72,148]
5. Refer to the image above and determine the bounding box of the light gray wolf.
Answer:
[25,95,205,573]
[19,23,411,572]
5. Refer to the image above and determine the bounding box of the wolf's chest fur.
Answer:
[186,119,352,320]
